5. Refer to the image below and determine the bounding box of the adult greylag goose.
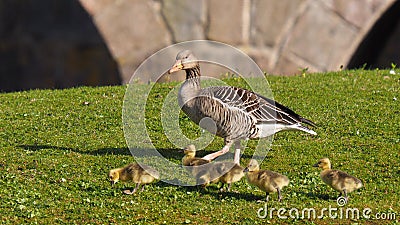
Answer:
[313,158,363,201]
[168,50,317,164]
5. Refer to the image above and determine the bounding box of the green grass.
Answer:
[1,69,399,224]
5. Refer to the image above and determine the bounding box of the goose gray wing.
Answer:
[201,86,316,127]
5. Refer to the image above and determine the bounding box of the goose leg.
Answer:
[266,192,270,202]
[202,142,232,161]
[141,184,145,192]
[234,141,241,165]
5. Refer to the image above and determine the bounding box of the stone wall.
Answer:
[1,0,399,91]
[80,0,398,83]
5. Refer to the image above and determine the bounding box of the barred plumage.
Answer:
[168,50,317,164]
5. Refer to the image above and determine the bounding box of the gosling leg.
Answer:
[266,192,270,202]
[227,183,232,192]
[132,183,140,193]
[219,183,225,192]
[277,187,282,202]
[343,189,348,201]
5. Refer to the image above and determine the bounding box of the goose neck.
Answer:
[185,65,201,80]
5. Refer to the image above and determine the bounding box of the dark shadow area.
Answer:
[18,145,131,156]
[17,145,185,161]
[17,144,266,163]
[0,0,121,92]
[176,184,260,202]
[348,1,400,69]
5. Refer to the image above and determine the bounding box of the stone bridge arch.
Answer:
[80,0,399,83]
[1,0,398,91]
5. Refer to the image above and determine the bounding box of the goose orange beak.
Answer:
[168,60,183,74]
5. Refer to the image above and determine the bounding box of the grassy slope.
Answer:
[0,70,399,224]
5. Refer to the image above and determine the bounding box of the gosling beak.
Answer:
[312,163,319,168]
[243,167,249,173]
[110,180,115,186]
[168,60,183,74]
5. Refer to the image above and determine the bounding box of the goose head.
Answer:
[244,159,260,172]
[168,50,199,73]
[313,158,331,170]
[108,169,120,186]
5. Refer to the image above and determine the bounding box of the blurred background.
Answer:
[0,0,399,92]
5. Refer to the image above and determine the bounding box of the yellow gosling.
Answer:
[197,162,244,192]
[217,162,245,192]
[244,159,289,202]
[182,144,210,176]
[313,158,362,200]
[109,163,159,195]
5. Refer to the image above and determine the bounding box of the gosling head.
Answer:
[108,169,120,186]
[313,158,331,170]
[168,50,199,73]
[183,144,197,157]
[244,159,260,172]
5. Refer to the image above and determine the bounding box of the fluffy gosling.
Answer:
[182,144,210,176]
[244,159,289,202]
[197,162,244,192]
[109,163,159,195]
[313,158,362,200]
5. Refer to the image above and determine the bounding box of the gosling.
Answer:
[197,162,244,192]
[182,144,210,176]
[244,159,289,202]
[109,163,159,195]
[313,158,362,200]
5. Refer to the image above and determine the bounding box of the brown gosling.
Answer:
[109,163,159,195]
[197,162,244,192]
[313,158,362,200]
[244,159,289,202]
[182,144,210,176]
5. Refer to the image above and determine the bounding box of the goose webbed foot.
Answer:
[202,145,230,161]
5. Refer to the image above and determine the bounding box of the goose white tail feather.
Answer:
[257,123,317,138]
